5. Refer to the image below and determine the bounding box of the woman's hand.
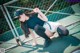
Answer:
[33,8,41,13]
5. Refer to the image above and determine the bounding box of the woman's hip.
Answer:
[43,21,61,32]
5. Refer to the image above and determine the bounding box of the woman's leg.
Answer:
[34,25,52,48]
[29,29,38,46]
[44,29,54,38]
[31,33,38,46]
[49,22,69,37]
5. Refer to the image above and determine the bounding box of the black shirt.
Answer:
[25,13,45,29]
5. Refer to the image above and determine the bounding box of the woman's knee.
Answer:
[57,25,69,37]
[35,25,45,31]
[34,25,45,35]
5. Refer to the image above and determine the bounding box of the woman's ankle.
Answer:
[32,42,38,46]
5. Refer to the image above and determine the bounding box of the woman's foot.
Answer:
[44,39,52,48]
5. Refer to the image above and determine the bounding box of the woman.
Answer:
[14,8,69,48]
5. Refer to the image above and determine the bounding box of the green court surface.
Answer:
[0,13,80,53]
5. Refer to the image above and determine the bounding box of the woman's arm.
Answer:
[33,8,48,21]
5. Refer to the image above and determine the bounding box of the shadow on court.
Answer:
[38,36,80,53]
[21,44,43,53]
[21,31,80,53]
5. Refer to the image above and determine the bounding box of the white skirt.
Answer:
[43,21,61,33]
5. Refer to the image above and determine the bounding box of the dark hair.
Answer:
[24,11,36,17]
[20,21,30,38]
